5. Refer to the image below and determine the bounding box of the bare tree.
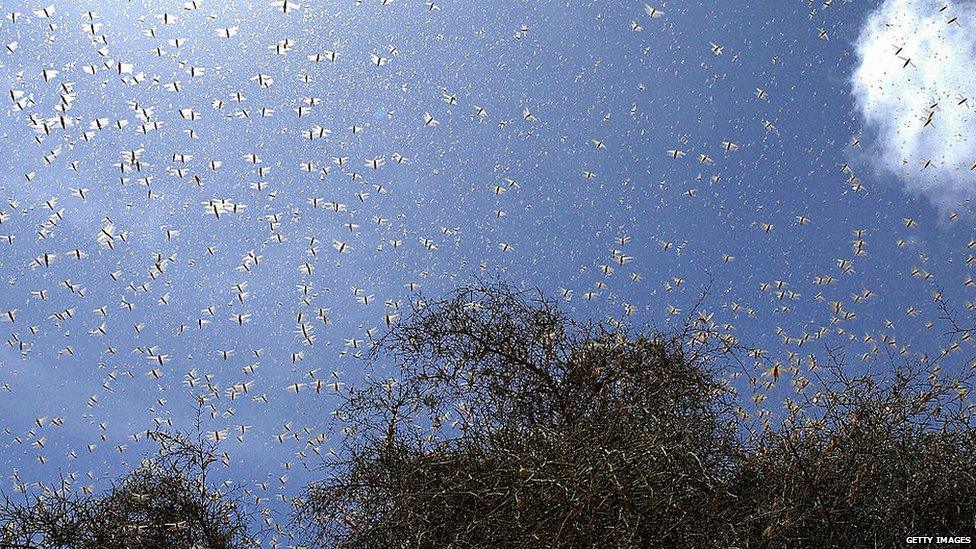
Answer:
[734,354,976,547]
[296,281,746,547]
[297,281,976,548]
[0,429,254,548]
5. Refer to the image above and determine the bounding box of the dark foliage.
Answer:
[0,430,253,549]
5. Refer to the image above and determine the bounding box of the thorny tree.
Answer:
[296,281,748,547]
[296,281,976,548]
[0,428,253,548]
[735,355,976,547]
[723,287,976,547]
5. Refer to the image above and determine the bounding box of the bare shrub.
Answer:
[0,430,253,549]
[296,281,745,547]
[734,357,976,547]
[297,282,976,548]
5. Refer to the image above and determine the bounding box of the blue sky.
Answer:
[1,0,974,540]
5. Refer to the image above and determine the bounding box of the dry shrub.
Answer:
[297,282,976,548]
[296,282,745,547]
[735,360,976,548]
[0,430,253,549]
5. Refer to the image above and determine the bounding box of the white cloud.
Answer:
[851,0,976,209]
